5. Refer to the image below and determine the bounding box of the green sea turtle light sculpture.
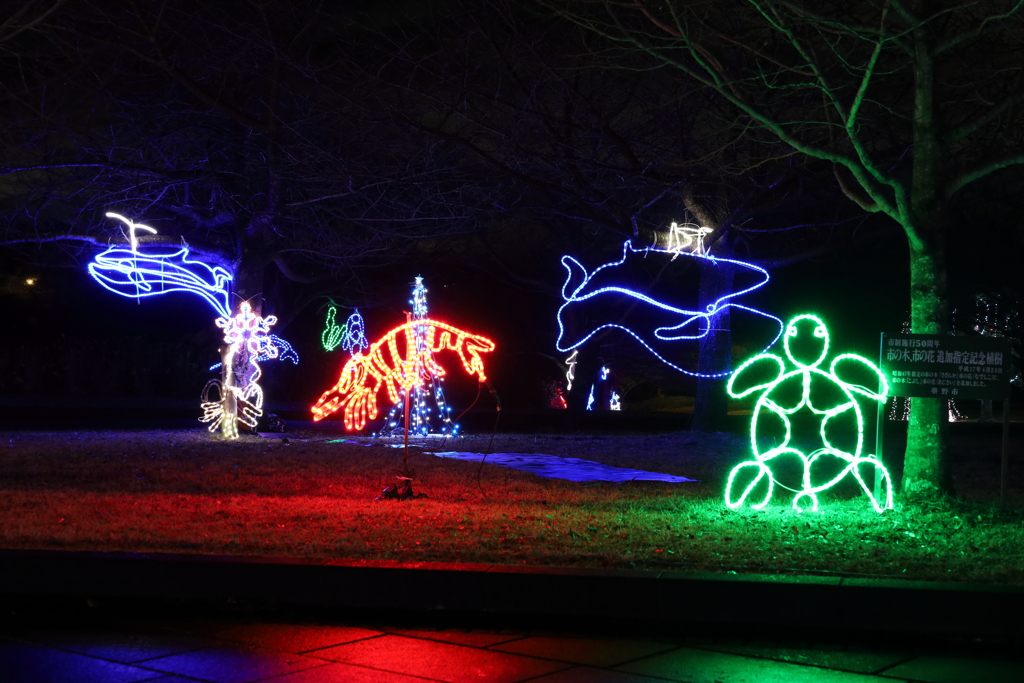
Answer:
[725,313,892,513]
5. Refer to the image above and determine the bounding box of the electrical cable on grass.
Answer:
[401,380,501,499]
[473,380,502,498]
[454,381,485,426]
[417,381,486,457]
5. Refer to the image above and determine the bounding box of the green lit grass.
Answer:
[0,429,1022,583]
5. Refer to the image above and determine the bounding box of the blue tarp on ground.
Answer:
[430,451,696,483]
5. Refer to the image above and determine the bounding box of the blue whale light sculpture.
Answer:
[87,213,234,317]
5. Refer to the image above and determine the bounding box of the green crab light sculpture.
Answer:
[725,314,893,513]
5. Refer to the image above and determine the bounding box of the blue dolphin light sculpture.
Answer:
[556,239,783,378]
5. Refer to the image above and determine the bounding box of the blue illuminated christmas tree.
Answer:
[377,277,461,437]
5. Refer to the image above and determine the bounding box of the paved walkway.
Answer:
[5,550,1024,681]
[3,607,1024,683]
[7,551,1024,640]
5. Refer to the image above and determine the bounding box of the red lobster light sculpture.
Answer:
[311,319,495,430]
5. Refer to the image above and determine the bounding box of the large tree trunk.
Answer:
[683,184,733,432]
[901,237,952,496]
[219,342,239,438]
[901,13,951,498]
[217,231,269,438]
[691,257,734,432]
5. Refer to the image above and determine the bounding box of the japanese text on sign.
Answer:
[881,334,1011,400]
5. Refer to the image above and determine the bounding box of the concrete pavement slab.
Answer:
[383,628,525,648]
[0,639,159,683]
[879,654,1024,683]
[177,622,386,654]
[689,642,911,674]
[263,662,446,682]
[313,634,571,683]
[6,612,1024,683]
[528,667,692,683]
[617,647,907,683]
[6,628,210,664]
[138,643,328,683]
[489,635,678,667]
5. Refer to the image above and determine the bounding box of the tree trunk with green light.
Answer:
[901,236,952,496]
[900,14,951,498]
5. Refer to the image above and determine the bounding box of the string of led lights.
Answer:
[602,367,621,411]
[323,303,370,356]
[264,335,298,365]
[341,310,369,355]
[971,292,1021,338]
[724,314,892,513]
[200,362,238,439]
[376,278,485,436]
[585,365,621,411]
[556,239,782,378]
[208,334,298,371]
[200,302,278,436]
[564,350,578,391]
[886,319,913,421]
[87,213,234,318]
[322,303,346,352]
[377,277,446,436]
[666,221,713,257]
[311,313,496,432]
[969,293,1021,386]
[549,381,568,409]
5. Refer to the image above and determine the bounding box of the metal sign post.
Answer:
[875,334,885,501]
[1002,385,1013,508]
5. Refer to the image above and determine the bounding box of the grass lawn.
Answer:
[2,428,1023,584]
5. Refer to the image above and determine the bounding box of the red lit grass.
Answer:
[1,429,1022,584]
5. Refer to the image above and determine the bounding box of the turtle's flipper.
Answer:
[727,354,785,399]
[830,353,888,401]
[851,456,894,513]
[792,490,819,512]
[725,460,774,510]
